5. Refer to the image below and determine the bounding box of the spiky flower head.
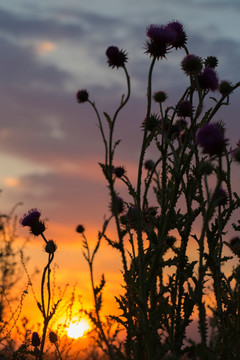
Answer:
[181,54,203,75]
[229,237,240,257]
[76,224,85,234]
[142,113,160,132]
[146,24,176,44]
[145,24,176,59]
[175,118,187,131]
[176,100,193,117]
[145,41,167,59]
[197,161,214,176]
[45,240,57,254]
[110,196,125,215]
[153,91,168,103]
[76,90,89,104]
[219,80,233,96]
[213,187,228,207]
[106,46,128,68]
[166,21,187,49]
[20,209,46,236]
[196,123,226,156]
[113,166,126,178]
[144,160,155,171]
[198,67,219,91]
[204,56,218,69]
[32,332,40,347]
[49,332,58,344]
[125,206,139,229]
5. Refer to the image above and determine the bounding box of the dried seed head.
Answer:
[76,225,85,234]
[106,46,128,68]
[49,331,58,344]
[219,80,233,96]
[76,90,89,103]
[45,240,57,254]
[181,54,203,75]
[153,91,168,103]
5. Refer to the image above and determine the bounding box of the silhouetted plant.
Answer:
[18,209,61,360]
[0,202,33,356]
[76,21,240,360]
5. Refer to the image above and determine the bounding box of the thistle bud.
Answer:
[76,90,89,103]
[32,332,40,347]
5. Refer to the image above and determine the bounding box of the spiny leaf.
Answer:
[94,274,105,296]
[103,112,112,129]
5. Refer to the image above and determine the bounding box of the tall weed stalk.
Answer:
[76,21,240,360]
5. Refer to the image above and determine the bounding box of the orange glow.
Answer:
[67,318,91,339]
[35,41,56,55]
[4,176,20,187]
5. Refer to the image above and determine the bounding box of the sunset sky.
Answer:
[1,0,240,340]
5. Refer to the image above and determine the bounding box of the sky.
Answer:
[1,0,240,341]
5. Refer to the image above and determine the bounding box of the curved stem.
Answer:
[107,66,131,274]
[88,100,108,164]
[39,253,54,360]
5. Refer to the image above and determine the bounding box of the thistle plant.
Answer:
[19,209,61,360]
[76,21,240,360]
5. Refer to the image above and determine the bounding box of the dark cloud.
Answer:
[0,35,70,89]
[5,170,110,225]
[0,7,84,40]
[0,5,126,43]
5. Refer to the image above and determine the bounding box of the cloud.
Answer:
[0,7,84,40]
[0,0,239,227]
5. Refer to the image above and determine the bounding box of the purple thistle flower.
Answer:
[196,123,226,156]
[20,209,46,236]
[20,209,41,226]
[175,118,187,131]
[76,90,89,104]
[176,100,193,117]
[145,24,176,60]
[106,46,128,68]
[198,67,219,91]
[147,25,176,44]
[166,21,187,49]
[214,187,228,207]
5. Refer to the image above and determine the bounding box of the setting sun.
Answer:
[67,319,91,339]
